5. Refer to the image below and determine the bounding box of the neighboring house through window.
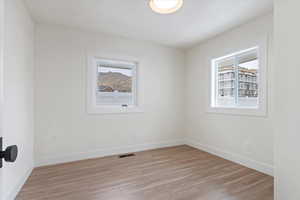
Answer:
[210,44,267,116]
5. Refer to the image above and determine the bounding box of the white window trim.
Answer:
[87,55,142,114]
[207,38,268,117]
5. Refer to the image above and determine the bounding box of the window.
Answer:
[97,60,135,106]
[87,56,141,114]
[210,46,267,116]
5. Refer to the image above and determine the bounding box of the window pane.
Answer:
[216,56,236,107]
[237,50,259,108]
[97,65,133,106]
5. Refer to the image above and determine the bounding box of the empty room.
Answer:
[0,0,299,199]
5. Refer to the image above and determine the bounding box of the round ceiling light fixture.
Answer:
[149,0,183,14]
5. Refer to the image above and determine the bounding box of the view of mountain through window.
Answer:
[97,64,134,106]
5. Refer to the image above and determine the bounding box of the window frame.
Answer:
[208,41,268,116]
[87,55,142,114]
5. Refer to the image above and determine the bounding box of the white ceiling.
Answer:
[25,0,273,49]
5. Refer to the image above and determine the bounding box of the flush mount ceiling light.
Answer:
[149,0,183,14]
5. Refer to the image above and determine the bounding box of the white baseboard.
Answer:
[4,166,33,200]
[35,138,273,176]
[35,139,184,167]
[185,138,274,176]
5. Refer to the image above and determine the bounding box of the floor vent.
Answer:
[119,153,136,158]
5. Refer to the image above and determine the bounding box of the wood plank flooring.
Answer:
[16,145,274,200]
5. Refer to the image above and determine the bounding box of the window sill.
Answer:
[207,106,267,117]
[87,106,143,114]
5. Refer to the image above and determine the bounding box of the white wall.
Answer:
[185,14,274,175]
[34,24,185,166]
[274,0,300,199]
[2,0,35,199]
[0,0,4,198]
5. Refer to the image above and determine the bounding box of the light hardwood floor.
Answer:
[17,145,274,200]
